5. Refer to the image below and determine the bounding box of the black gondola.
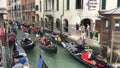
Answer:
[61,41,113,68]
[39,37,57,53]
[20,38,35,50]
[38,54,48,68]
[11,41,30,68]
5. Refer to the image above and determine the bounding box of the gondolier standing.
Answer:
[21,31,30,41]
[76,36,84,52]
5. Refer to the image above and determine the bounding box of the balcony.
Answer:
[45,10,54,17]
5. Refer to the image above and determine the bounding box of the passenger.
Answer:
[19,57,27,64]
[45,38,53,48]
[39,37,45,44]
[12,57,22,68]
[12,51,19,58]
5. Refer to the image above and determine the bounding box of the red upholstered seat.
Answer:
[32,27,37,32]
[80,52,92,64]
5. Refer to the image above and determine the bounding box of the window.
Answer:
[117,0,120,7]
[57,0,59,11]
[115,20,120,31]
[46,0,47,10]
[102,0,106,10]
[23,16,25,21]
[32,16,35,22]
[67,0,70,10]
[56,20,60,29]
[104,20,109,31]
[76,0,83,9]
[36,5,38,11]
[40,1,42,12]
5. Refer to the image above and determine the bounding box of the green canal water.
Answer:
[17,30,87,68]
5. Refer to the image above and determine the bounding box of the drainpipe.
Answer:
[60,0,64,33]
[43,0,45,29]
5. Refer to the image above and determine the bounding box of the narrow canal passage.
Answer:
[17,30,87,68]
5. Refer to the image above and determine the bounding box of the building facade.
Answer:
[0,0,7,22]
[35,0,100,34]
[22,0,35,25]
[100,0,120,10]
[97,0,120,48]
[7,0,12,20]
[10,0,22,22]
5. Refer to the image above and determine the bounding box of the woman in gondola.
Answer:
[44,38,54,48]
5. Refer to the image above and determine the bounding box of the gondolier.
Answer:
[21,32,30,41]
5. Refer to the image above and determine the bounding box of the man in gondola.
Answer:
[21,31,30,43]
[76,36,84,52]
[45,38,53,48]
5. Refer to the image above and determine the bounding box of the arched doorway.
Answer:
[45,18,48,28]
[36,14,39,23]
[41,18,44,27]
[56,18,61,31]
[50,17,54,30]
[63,19,69,32]
[81,18,91,30]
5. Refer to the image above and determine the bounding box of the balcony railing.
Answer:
[45,10,54,16]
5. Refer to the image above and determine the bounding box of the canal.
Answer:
[16,30,87,68]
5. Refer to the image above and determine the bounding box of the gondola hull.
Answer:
[61,42,113,68]
[20,39,35,50]
[40,43,57,53]
[12,41,30,68]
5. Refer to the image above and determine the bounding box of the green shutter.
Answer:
[117,0,120,7]
[57,0,59,11]
[67,0,69,10]
[102,0,106,9]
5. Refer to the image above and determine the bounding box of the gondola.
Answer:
[61,41,113,68]
[44,32,63,46]
[39,37,57,53]
[20,38,35,50]
[38,54,48,68]
[11,41,30,68]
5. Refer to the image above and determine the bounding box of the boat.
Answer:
[39,37,57,53]
[20,38,36,50]
[11,41,30,68]
[38,54,48,68]
[8,32,16,46]
[44,32,64,46]
[61,41,113,68]
[0,25,5,46]
[0,40,4,68]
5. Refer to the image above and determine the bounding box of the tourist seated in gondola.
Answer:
[43,38,53,48]
[12,56,27,68]
[40,37,45,44]
[12,57,23,68]
[76,36,84,52]
[88,49,99,60]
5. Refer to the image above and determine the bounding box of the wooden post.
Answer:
[110,31,114,63]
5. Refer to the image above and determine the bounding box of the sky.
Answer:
[0,0,7,8]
